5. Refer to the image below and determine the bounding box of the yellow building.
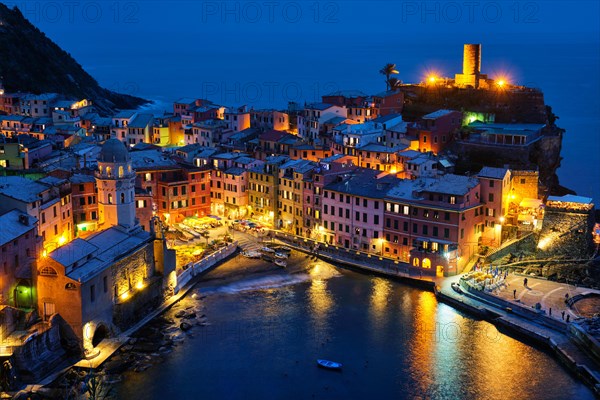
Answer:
[248,156,288,226]
[277,159,316,235]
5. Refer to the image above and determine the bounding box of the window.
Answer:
[489,180,495,188]
[449,196,456,205]
[39,266,58,276]
[108,194,113,204]
[488,193,494,202]
[65,283,77,290]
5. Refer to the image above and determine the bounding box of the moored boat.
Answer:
[274,259,287,268]
[317,359,342,370]
[242,250,262,259]
[273,246,292,254]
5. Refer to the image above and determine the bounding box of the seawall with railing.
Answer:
[174,242,238,293]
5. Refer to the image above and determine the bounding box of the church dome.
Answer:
[98,139,130,163]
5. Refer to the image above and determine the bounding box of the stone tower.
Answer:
[96,139,138,231]
[455,44,483,88]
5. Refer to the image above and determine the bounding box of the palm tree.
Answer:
[380,63,399,90]
[387,77,402,91]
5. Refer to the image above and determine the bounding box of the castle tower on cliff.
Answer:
[455,44,487,88]
[96,139,138,231]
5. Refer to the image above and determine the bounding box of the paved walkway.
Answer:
[488,273,600,321]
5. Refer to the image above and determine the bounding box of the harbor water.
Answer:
[115,255,593,399]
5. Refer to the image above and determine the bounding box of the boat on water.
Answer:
[274,259,287,268]
[451,282,463,294]
[261,247,276,253]
[262,254,275,262]
[275,252,288,259]
[317,359,342,370]
[242,250,262,259]
[273,246,292,254]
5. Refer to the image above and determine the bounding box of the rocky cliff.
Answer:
[0,4,147,115]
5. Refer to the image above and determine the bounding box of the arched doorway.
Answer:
[422,258,431,269]
[14,280,33,309]
[436,265,444,277]
[92,324,109,347]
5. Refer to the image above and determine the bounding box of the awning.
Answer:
[519,198,542,208]
[518,214,535,222]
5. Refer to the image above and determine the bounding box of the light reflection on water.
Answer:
[116,263,593,400]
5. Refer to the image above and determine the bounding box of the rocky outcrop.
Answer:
[0,4,148,114]
[12,315,82,383]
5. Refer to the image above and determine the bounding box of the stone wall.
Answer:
[537,209,595,258]
[511,170,539,200]
[486,233,537,263]
[113,277,162,330]
[111,244,154,300]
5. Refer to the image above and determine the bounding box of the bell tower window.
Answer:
[121,193,125,203]
[108,194,113,204]
[119,166,124,178]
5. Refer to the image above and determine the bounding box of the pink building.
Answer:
[321,168,398,252]
[477,166,511,246]
[384,174,483,276]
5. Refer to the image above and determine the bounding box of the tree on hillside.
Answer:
[379,63,399,91]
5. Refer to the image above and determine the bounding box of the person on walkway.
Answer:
[561,311,565,320]
[513,289,517,299]
[566,314,570,323]
[549,308,552,316]
[523,277,528,287]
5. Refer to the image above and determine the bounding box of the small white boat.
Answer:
[275,252,288,259]
[317,359,342,370]
[274,259,287,268]
[451,282,463,294]
[242,250,262,259]
[261,247,276,253]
